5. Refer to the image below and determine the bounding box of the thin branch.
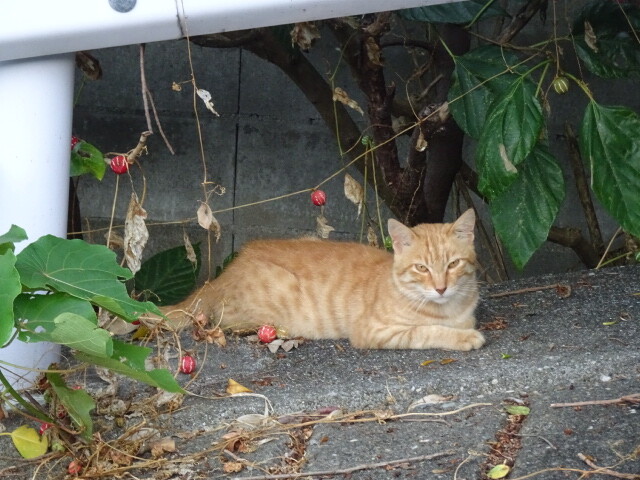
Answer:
[550,393,640,408]
[230,450,455,480]
[578,453,640,480]
[139,44,154,133]
[488,283,570,299]
[497,0,548,44]
[564,123,603,250]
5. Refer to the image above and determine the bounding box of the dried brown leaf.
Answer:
[226,379,253,394]
[332,87,364,115]
[584,21,598,52]
[344,173,364,216]
[150,437,176,458]
[223,462,244,473]
[290,22,320,51]
[316,214,335,239]
[367,226,379,247]
[124,193,149,274]
[196,88,220,116]
[183,231,197,265]
[197,202,221,241]
[415,130,428,152]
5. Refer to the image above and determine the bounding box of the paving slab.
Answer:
[0,265,638,479]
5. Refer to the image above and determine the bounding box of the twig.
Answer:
[127,131,153,163]
[578,453,640,480]
[230,450,455,480]
[139,44,154,133]
[550,393,640,408]
[488,284,568,298]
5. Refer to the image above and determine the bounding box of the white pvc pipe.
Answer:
[0,0,455,62]
[0,54,75,388]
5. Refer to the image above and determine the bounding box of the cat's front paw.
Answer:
[456,329,485,351]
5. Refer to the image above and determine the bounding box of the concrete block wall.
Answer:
[72,31,629,282]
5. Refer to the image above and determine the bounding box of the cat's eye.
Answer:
[448,259,461,269]
[415,264,429,273]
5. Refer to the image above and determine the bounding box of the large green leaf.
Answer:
[573,1,640,78]
[75,351,184,393]
[490,145,565,270]
[70,141,106,180]
[15,293,96,343]
[476,78,544,200]
[398,0,507,24]
[0,249,21,347]
[15,236,161,321]
[46,372,96,440]
[580,102,640,237]
[50,313,113,358]
[449,46,522,139]
[133,244,201,306]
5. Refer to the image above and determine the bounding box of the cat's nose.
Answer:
[435,287,447,296]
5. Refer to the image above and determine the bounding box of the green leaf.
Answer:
[14,293,96,343]
[7,425,48,459]
[111,339,152,371]
[476,78,544,200]
[50,313,113,358]
[70,141,106,180]
[0,249,21,346]
[0,224,28,253]
[572,1,640,78]
[490,145,565,270]
[449,46,523,139]
[46,372,95,440]
[505,405,530,416]
[15,236,161,321]
[75,351,184,393]
[133,244,201,306]
[580,102,640,237]
[398,0,507,24]
[487,464,510,479]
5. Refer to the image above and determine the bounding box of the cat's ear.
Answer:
[388,218,414,254]
[452,209,475,243]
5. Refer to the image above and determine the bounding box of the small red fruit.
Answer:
[132,320,141,325]
[39,422,52,435]
[110,155,129,174]
[311,189,326,206]
[71,136,81,149]
[257,325,277,343]
[179,355,196,374]
[68,460,82,475]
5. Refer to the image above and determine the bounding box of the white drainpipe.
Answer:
[0,0,456,387]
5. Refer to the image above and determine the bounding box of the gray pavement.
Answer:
[1,265,638,479]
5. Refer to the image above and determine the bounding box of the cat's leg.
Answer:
[353,323,485,351]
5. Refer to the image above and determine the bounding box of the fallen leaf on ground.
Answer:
[487,464,510,479]
[4,425,48,459]
[227,379,253,394]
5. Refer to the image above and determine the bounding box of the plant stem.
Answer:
[0,369,52,423]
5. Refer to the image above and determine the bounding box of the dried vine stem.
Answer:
[578,453,640,480]
[229,450,455,480]
[550,393,640,408]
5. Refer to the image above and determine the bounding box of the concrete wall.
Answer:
[71,25,631,282]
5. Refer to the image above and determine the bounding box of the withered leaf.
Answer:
[197,202,221,241]
[316,214,335,239]
[196,88,220,116]
[440,358,457,365]
[367,226,379,247]
[124,193,149,274]
[332,87,364,115]
[150,437,176,458]
[226,379,253,394]
[223,462,244,473]
[290,22,320,51]
[415,130,428,152]
[183,231,197,265]
[584,21,598,52]
[344,173,364,216]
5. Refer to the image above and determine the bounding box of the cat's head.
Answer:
[388,209,477,305]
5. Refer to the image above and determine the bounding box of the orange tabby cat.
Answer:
[161,209,485,351]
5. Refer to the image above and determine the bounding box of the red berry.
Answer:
[311,190,326,206]
[132,320,141,325]
[110,155,129,174]
[179,355,196,374]
[68,460,82,475]
[39,422,52,435]
[71,136,81,149]
[257,325,277,343]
